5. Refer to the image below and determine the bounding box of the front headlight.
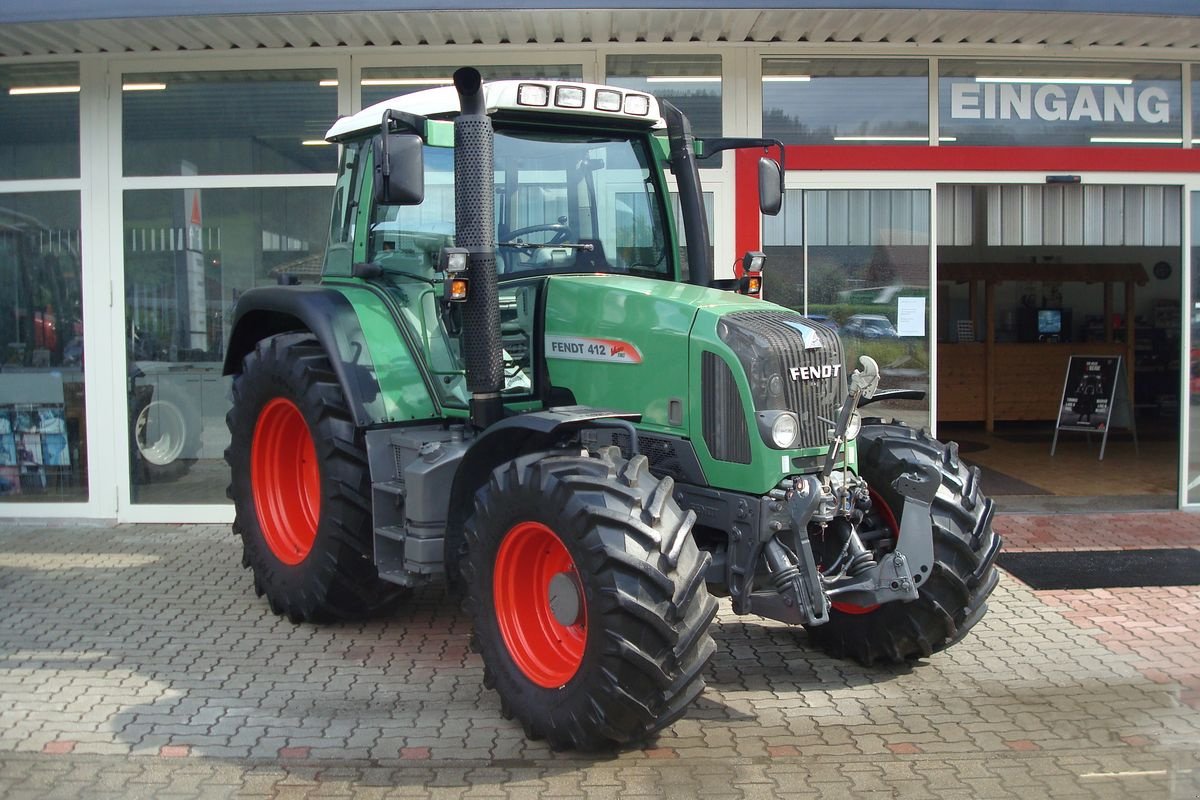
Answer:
[770,413,799,448]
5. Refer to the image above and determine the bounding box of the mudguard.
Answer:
[444,406,640,542]
[223,285,433,427]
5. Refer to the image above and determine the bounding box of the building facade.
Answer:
[2,2,1200,521]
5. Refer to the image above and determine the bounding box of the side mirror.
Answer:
[373,133,424,206]
[758,157,783,216]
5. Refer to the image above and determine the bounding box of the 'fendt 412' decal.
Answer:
[545,335,644,364]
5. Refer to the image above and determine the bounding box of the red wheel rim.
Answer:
[831,487,899,615]
[251,398,320,566]
[493,521,587,688]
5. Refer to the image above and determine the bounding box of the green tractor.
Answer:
[224,67,1001,750]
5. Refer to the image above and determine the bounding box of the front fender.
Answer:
[445,407,641,545]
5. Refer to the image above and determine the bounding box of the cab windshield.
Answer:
[368,126,671,280]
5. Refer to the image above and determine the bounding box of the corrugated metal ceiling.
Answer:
[1,9,1199,58]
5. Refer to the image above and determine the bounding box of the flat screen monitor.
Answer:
[1037,309,1062,335]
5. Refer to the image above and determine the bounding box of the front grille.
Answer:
[716,310,844,451]
[701,351,751,464]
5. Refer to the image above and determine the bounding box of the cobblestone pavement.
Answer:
[0,517,1197,798]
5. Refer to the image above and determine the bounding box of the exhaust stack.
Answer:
[452,67,504,430]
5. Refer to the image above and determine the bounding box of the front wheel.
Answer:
[806,421,1001,666]
[463,450,717,750]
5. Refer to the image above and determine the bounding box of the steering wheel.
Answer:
[507,223,575,244]
[502,223,577,270]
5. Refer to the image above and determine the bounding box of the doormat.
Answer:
[963,460,1051,496]
[998,548,1200,590]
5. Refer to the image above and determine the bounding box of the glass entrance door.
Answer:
[762,187,933,429]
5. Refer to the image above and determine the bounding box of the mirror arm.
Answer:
[696,137,785,171]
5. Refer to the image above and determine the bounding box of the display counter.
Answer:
[938,342,1126,423]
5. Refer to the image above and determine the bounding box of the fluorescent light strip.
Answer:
[8,85,80,95]
[122,83,166,91]
[361,78,453,87]
[645,76,721,83]
[976,76,1133,86]
[301,140,332,146]
[763,75,812,82]
[1090,136,1182,144]
[319,79,339,87]
[833,135,930,142]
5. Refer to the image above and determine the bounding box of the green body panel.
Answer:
[542,275,855,495]
[326,282,439,423]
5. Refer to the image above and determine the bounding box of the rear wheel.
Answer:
[806,421,1001,665]
[226,332,404,623]
[464,450,717,750]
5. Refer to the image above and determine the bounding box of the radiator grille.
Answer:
[716,311,845,451]
[701,351,752,464]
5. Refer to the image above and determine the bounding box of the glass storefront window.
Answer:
[122,187,330,504]
[360,64,583,109]
[763,188,931,427]
[939,60,1183,147]
[122,70,338,176]
[763,58,928,145]
[607,54,722,163]
[0,192,86,502]
[0,63,80,180]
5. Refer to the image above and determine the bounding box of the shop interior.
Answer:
[936,183,1181,511]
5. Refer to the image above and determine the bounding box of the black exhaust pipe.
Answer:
[452,67,504,431]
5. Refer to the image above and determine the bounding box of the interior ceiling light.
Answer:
[975,76,1133,85]
[360,78,453,86]
[763,76,812,82]
[1089,136,1182,144]
[301,140,332,146]
[319,79,339,87]
[8,85,80,95]
[122,83,166,91]
[645,76,721,83]
[833,135,930,142]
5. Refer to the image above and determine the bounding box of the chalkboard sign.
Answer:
[1051,355,1136,461]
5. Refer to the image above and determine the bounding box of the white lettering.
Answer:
[983,83,997,119]
[1104,86,1135,122]
[951,83,980,119]
[948,81,1171,126]
[1035,85,1068,121]
[1138,86,1169,124]
[999,84,1031,120]
[789,367,801,381]
[1068,86,1101,121]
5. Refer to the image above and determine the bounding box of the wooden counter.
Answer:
[937,261,1146,430]
[939,342,1127,424]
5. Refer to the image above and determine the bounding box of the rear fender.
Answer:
[223,285,434,426]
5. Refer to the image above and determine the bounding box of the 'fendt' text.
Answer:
[789,364,842,381]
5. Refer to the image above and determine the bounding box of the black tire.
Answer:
[463,450,717,750]
[225,332,405,623]
[806,421,1002,666]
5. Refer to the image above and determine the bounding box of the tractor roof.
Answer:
[326,79,666,141]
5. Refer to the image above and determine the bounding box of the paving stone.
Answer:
[0,519,1198,797]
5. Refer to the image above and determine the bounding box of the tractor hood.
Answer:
[542,274,847,495]
[542,275,765,431]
